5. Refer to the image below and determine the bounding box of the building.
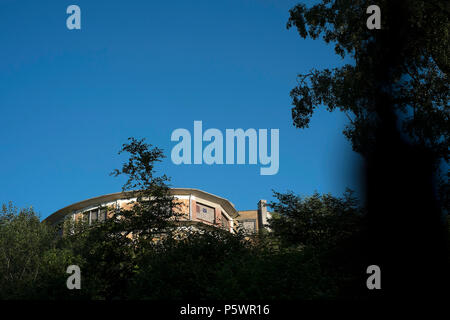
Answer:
[43,188,271,234]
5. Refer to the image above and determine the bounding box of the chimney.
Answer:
[257,199,267,231]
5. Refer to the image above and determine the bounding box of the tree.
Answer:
[286,0,449,298]
[267,189,363,250]
[0,202,80,299]
[110,137,181,240]
[126,226,340,300]
[287,0,448,205]
[267,189,366,298]
[60,137,181,299]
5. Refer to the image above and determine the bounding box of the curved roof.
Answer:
[43,188,238,224]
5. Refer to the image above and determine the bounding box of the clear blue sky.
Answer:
[0,0,363,220]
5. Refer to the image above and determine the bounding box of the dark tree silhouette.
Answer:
[286,0,449,299]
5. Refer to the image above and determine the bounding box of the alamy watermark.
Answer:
[66,265,81,289]
[366,265,381,290]
[171,121,279,175]
[366,5,381,30]
[66,5,81,30]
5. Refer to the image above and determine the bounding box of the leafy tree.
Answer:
[287,0,448,205]
[286,0,449,297]
[59,137,181,299]
[110,137,181,240]
[59,215,134,299]
[267,189,367,298]
[0,202,80,299]
[127,228,338,300]
[267,189,363,249]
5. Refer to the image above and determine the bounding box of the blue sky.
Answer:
[0,0,363,219]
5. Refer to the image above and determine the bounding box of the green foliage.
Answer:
[59,216,135,299]
[0,203,81,299]
[268,189,367,298]
[0,191,363,300]
[110,137,181,239]
[126,229,339,300]
[267,189,363,249]
[287,1,449,207]
[50,137,182,299]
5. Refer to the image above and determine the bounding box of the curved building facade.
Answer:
[44,188,270,234]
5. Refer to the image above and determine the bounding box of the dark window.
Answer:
[196,203,215,223]
[90,210,98,223]
[99,208,107,222]
[241,219,256,233]
[221,212,229,229]
[83,211,89,222]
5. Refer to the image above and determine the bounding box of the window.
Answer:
[196,203,215,223]
[99,208,107,222]
[90,210,98,223]
[221,212,229,229]
[83,211,90,222]
[241,219,256,233]
[82,208,108,225]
